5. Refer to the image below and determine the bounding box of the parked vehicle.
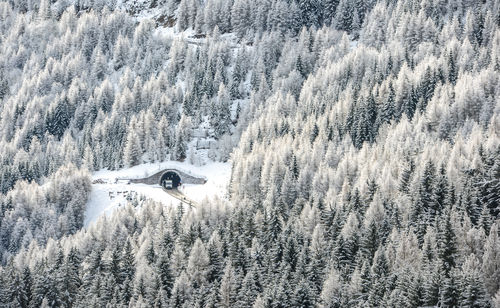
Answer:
[163,179,173,189]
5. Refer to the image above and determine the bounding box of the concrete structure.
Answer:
[127,168,207,187]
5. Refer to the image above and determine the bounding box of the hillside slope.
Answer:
[0,0,499,307]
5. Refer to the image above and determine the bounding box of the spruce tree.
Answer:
[46,97,72,139]
[218,262,238,308]
[156,253,174,297]
[482,223,500,297]
[459,254,491,308]
[291,278,316,308]
[299,0,323,28]
[323,0,340,25]
[123,130,142,167]
[436,209,457,275]
[334,0,353,32]
[0,67,8,100]
[368,248,388,306]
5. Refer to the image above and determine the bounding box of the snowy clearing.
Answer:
[84,160,231,227]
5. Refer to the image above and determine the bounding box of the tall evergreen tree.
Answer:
[334,0,353,32]
[123,130,142,167]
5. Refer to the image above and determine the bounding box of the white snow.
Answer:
[83,183,177,227]
[84,160,231,227]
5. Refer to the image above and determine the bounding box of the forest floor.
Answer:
[84,160,231,227]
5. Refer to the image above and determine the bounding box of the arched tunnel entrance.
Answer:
[160,171,182,189]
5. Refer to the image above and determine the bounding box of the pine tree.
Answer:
[320,268,343,308]
[60,247,81,308]
[236,266,261,308]
[113,35,130,70]
[308,225,327,293]
[5,264,29,308]
[232,0,251,39]
[212,83,232,138]
[422,260,441,306]
[169,271,192,307]
[388,268,422,308]
[447,49,458,85]
[399,158,415,194]
[401,87,418,120]
[20,267,32,308]
[377,82,395,126]
[230,50,246,99]
[367,248,388,307]
[433,164,449,216]
[45,254,63,307]
[207,235,224,283]
[187,238,210,288]
[334,0,353,32]
[38,0,51,20]
[334,213,359,276]
[0,67,8,100]
[479,148,500,218]
[411,160,436,243]
[459,254,491,308]
[46,97,72,139]
[121,240,136,290]
[291,278,316,308]
[156,252,174,297]
[299,0,323,28]
[123,130,142,167]
[482,222,500,297]
[280,170,297,210]
[360,219,379,263]
[323,0,340,25]
[173,130,187,161]
[418,67,436,111]
[177,0,190,31]
[460,177,483,226]
[436,209,457,275]
[218,262,238,308]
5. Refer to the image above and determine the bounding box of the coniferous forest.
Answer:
[0,0,499,307]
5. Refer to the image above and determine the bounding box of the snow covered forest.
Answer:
[0,0,499,306]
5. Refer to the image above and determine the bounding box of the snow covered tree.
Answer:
[0,67,8,100]
[299,0,323,27]
[232,0,251,39]
[123,130,142,167]
[46,96,72,139]
[482,223,500,297]
[320,268,343,308]
[212,83,232,138]
[113,35,130,70]
[334,0,353,32]
[187,238,210,288]
[218,263,238,308]
[459,254,491,308]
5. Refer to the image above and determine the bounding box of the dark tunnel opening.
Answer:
[160,171,182,189]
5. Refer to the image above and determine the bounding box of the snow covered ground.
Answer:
[84,160,231,227]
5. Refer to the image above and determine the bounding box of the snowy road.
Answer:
[163,188,198,207]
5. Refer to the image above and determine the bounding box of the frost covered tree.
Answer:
[0,0,498,307]
[482,223,500,297]
[123,130,142,167]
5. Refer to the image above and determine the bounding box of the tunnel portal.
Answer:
[160,171,182,189]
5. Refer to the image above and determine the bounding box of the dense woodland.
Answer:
[0,0,499,307]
